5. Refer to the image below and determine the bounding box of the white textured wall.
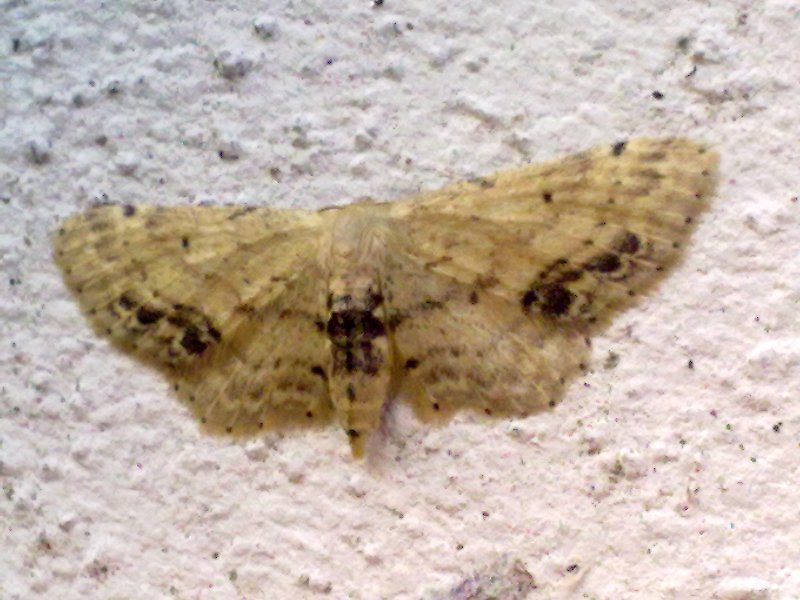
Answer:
[2,1,799,599]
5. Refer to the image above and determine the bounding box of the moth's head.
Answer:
[330,203,391,257]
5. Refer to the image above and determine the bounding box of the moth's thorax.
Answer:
[329,206,389,273]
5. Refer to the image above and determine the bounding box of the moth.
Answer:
[54,138,719,456]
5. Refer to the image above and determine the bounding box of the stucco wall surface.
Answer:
[1,1,799,599]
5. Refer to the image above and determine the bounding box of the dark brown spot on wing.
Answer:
[404,358,420,370]
[521,283,575,317]
[118,294,138,310]
[226,206,257,220]
[559,269,583,283]
[421,299,444,311]
[539,283,574,316]
[136,305,165,325]
[521,289,538,310]
[617,232,640,254]
[585,253,622,273]
[367,289,384,309]
[180,325,208,355]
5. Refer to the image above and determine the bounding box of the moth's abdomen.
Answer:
[325,290,391,456]
[327,306,387,375]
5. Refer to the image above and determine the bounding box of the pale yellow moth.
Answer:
[54,138,718,456]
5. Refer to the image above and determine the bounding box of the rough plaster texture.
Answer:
[1,1,799,599]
